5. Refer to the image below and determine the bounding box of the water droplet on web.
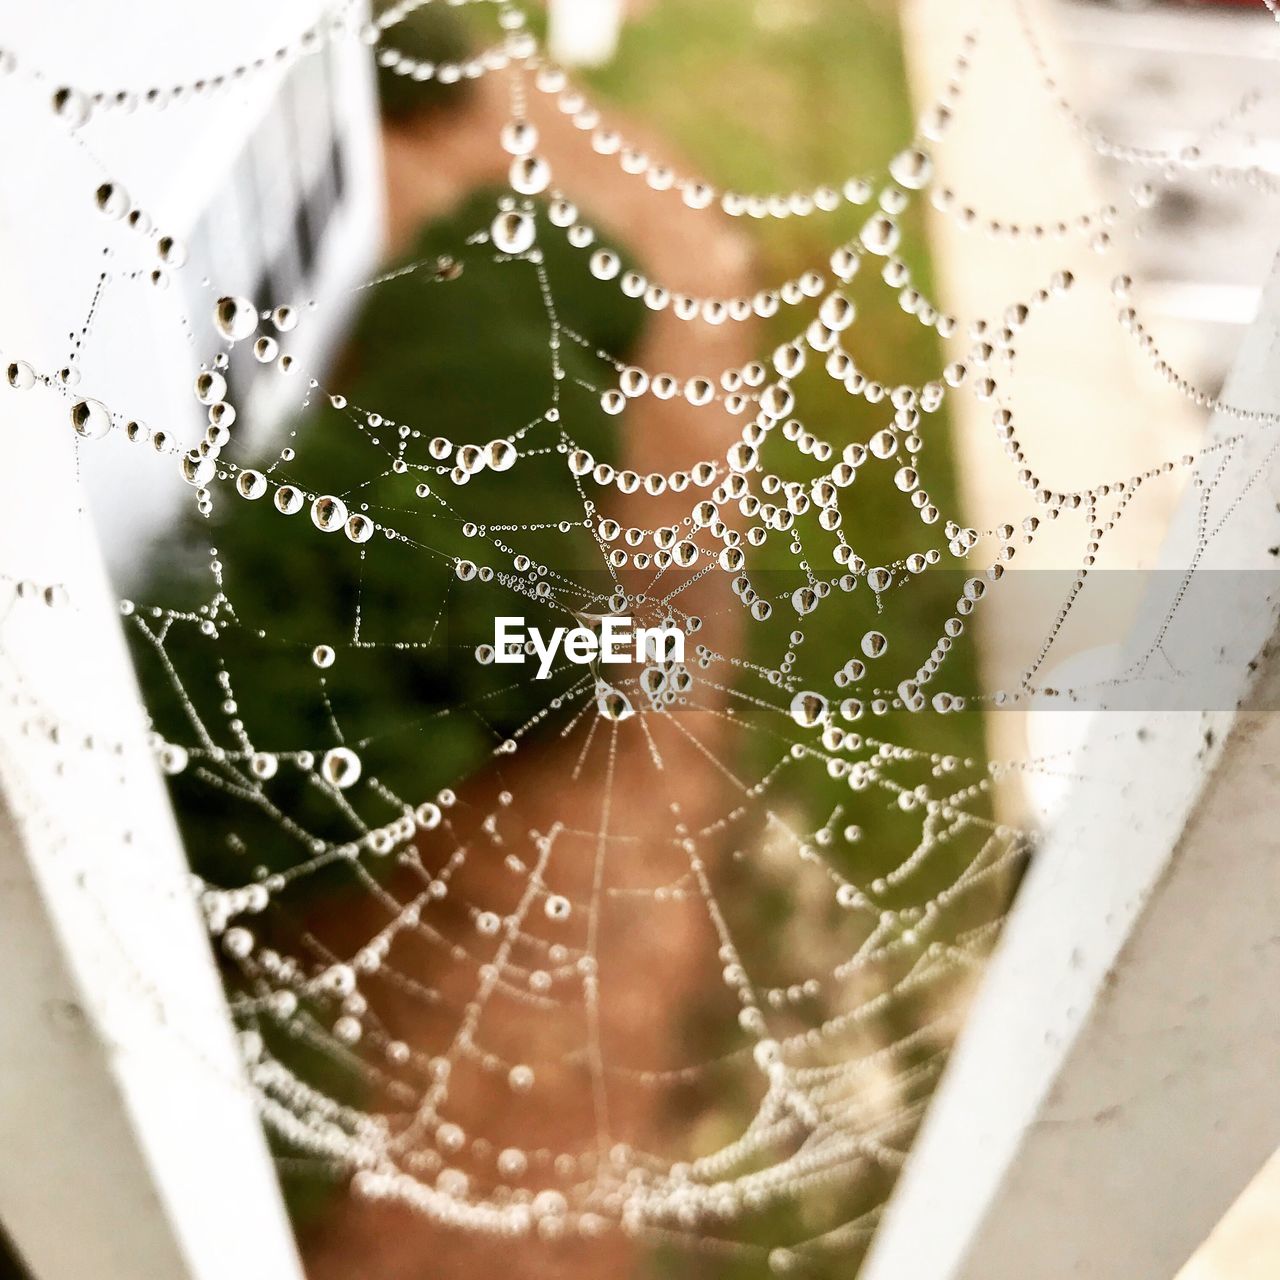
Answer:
[250,752,278,780]
[346,513,374,543]
[52,86,91,128]
[819,292,855,331]
[768,1247,796,1275]
[510,154,551,195]
[195,371,226,404]
[491,210,535,255]
[181,451,215,485]
[590,249,620,280]
[333,1015,362,1045]
[869,429,898,459]
[500,119,538,155]
[236,470,266,500]
[485,439,516,471]
[320,746,361,789]
[792,587,818,616]
[889,147,932,190]
[598,687,634,721]
[95,182,128,219]
[789,691,828,728]
[312,645,335,669]
[70,399,111,439]
[761,384,794,419]
[311,495,348,532]
[157,235,186,267]
[274,485,303,515]
[6,361,35,390]
[859,213,900,256]
[213,295,258,342]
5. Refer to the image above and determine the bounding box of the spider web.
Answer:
[1,0,1277,1274]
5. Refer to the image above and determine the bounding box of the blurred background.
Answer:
[2,1,1280,1278]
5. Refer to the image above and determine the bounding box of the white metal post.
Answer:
[0,3,381,1276]
[861,255,1280,1279]
[548,0,625,68]
[0,382,307,1279]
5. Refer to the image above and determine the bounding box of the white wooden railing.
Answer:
[863,254,1280,1278]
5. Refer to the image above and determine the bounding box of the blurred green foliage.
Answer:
[130,190,643,893]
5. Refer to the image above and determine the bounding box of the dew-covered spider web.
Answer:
[2,0,1280,1275]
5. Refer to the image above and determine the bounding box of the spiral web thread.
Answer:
[1,0,1277,1272]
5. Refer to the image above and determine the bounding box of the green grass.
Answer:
[585,0,982,758]
[586,7,995,1277]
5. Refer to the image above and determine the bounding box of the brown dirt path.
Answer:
[303,71,763,1280]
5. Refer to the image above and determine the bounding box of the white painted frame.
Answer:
[0,3,383,1276]
[863,256,1280,1279]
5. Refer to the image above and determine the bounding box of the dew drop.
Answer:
[509,154,551,195]
[590,249,620,280]
[181,451,215,486]
[274,484,304,515]
[321,746,361,789]
[194,371,226,404]
[346,513,374,543]
[70,399,111,439]
[52,86,91,128]
[94,182,128,219]
[789,690,829,728]
[157,235,187,267]
[861,630,888,659]
[485,439,516,471]
[597,687,634,721]
[213,295,258,342]
[250,752,279,780]
[491,210,535,255]
[889,148,932,190]
[311,495,348,532]
[507,1064,535,1092]
[859,213,900,256]
[236,469,267,499]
